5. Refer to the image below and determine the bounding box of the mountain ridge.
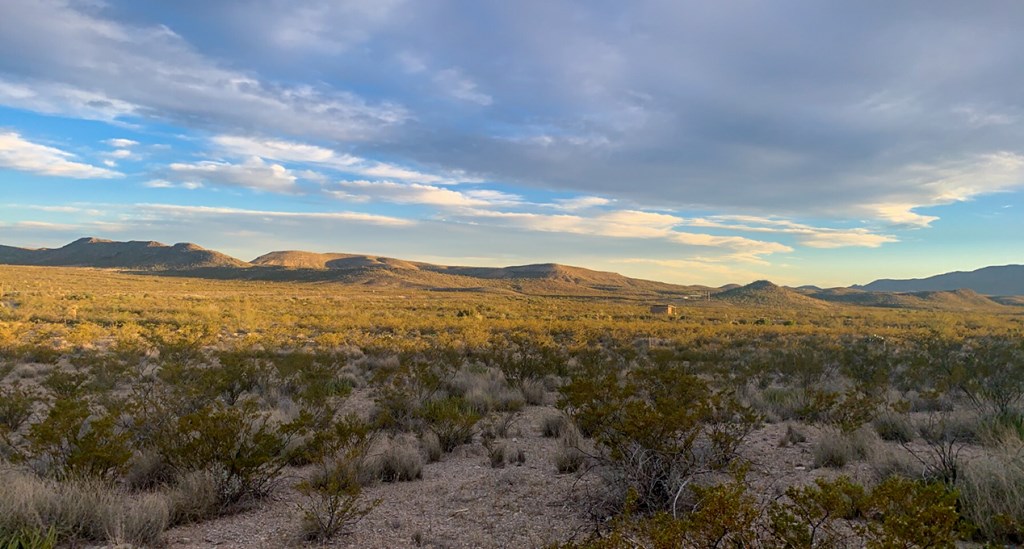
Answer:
[0,237,249,270]
[2,238,1021,308]
[857,264,1024,296]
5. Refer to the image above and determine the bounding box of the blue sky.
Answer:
[1,0,1022,287]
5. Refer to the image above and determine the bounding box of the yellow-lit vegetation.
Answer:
[1,265,1023,547]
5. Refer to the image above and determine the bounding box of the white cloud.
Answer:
[434,68,493,106]
[144,179,202,190]
[104,138,138,148]
[212,135,342,164]
[136,203,414,226]
[210,134,472,184]
[683,215,898,248]
[168,157,297,192]
[332,180,506,207]
[0,131,120,179]
[549,196,612,210]
[108,149,132,159]
[0,1,408,139]
[454,207,791,260]
[260,0,406,55]
[855,152,1024,227]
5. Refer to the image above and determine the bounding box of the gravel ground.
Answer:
[163,408,918,548]
[163,405,595,549]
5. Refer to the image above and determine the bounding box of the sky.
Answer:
[1,0,1022,287]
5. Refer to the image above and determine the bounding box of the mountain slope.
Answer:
[809,287,1005,310]
[857,264,1024,296]
[0,237,248,269]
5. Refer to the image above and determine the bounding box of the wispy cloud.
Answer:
[330,180,520,208]
[0,0,407,139]
[211,135,472,185]
[434,68,493,106]
[104,138,139,148]
[136,203,414,226]
[0,131,120,179]
[682,215,898,248]
[167,157,299,192]
[452,208,791,261]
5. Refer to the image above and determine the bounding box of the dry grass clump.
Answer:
[917,413,982,445]
[419,431,442,463]
[166,470,222,525]
[449,366,524,414]
[487,441,507,469]
[124,450,175,491]
[956,442,1024,543]
[777,423,807,447]
[872,412,916,443]
[812,428,875,469]
[521,378,546,405]
[103,492,170,547]
[554,423,586,474]
[367,435,423,483]
[870,447,928,481]
[0,468,169,546]
[541,412,569,438]
[744,386,809,423]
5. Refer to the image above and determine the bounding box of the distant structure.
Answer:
[650,304,675,315]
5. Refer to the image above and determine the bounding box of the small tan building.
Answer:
[650,304,675,315]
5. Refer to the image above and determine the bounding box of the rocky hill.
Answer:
[714,280,828,308]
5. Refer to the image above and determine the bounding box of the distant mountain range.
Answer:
[0,238,1020,309]
[0,238,708,298]
[0,237,248,270]
[856,264,1024,296]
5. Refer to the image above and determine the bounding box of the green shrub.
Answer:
[26,397,131,480]
[418,397,480,453]
[296,461,379,541]
[859,477,968,547]
[561,360,758,512]
[769,476,865,547]
[156,399,308,507]
[0,526,57,549]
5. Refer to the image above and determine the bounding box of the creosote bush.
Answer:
[560,359,759,513]
[557,475,968,548]
[418,396,481,453]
